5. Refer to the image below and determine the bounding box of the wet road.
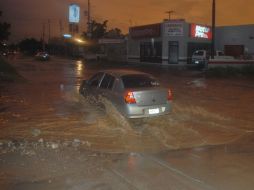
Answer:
[0,56,254,189]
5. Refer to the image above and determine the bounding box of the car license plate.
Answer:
[148,108,159,114]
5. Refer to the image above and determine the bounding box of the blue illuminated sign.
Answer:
[69,4,80,23]
[63,34,72,38]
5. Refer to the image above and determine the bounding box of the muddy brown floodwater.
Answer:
[0,57,254,153]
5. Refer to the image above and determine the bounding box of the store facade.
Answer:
[127,19,212,65]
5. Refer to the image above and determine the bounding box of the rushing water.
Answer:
[0,57,253,153]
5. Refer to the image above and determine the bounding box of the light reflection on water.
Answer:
[75,60,84,92]
[76,60,84,77]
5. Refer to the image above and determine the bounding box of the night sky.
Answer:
[0,0,253,42]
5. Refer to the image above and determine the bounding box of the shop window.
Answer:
[140,41,162,63]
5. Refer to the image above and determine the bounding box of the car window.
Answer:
[121,74,159,88]
[89,72,104,87]
[108,76,115,89]
[99,74,115,90]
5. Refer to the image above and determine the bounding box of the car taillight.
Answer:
[124,91,136,104]
[167,89,173,101]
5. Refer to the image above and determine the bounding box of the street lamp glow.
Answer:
[74,38,85,44]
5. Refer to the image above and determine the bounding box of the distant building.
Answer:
[127,20,254,65]
[216,25,254,59]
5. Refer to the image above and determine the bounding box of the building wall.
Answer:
[161,21,189,64]
[105,43,127,62]
[127,36,163,64]
[215,25,254,55]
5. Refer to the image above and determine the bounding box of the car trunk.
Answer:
[132,88,167,106]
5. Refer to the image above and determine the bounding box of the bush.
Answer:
[241,65,254,75]
[206,65,254,78]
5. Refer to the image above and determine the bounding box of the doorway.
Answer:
[168,41,179,64]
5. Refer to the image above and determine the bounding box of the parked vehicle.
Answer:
[80,70,173,118]
[35,52,50,61]
[1,51,7,57]
[192,50,234,66]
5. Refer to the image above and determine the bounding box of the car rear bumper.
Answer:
[124,102,172,118]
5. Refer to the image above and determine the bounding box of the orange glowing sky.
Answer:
[1,0,253,42]
[93,0,253,31]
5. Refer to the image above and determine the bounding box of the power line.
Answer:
[48,19,51,42]
[42,23,45,51]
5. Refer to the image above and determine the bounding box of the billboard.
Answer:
[190,24,212,40]
[69,4,80,23]
[129,24,161,39]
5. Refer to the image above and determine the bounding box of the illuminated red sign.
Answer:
[130,24,161,39]
[190,24,212,40]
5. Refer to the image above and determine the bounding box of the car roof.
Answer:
[101,69,151,78]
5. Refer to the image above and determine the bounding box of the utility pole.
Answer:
[48,19,51,43]
[165,10,174,20]
[211,0,216,59]
[87,0,91,38]
[129,19,133,27]
[59,19,63,37]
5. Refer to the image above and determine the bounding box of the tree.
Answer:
[19,38,42,55]
[81,20,124,53]
[105,28,124,38]
[0,11,11,42]
[82,20,108,40]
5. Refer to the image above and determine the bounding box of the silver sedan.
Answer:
[79,69,173,118]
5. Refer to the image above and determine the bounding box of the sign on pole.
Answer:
[69,4,80,23]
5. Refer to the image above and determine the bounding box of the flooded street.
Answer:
[0,56,254,189]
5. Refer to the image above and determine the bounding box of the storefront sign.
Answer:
[190,24,212,40]
[164,22,184,36]
[130,24,161,39]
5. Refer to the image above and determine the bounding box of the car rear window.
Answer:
[121,74,159,88]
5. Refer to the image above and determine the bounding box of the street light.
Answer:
[74,38,86,44]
